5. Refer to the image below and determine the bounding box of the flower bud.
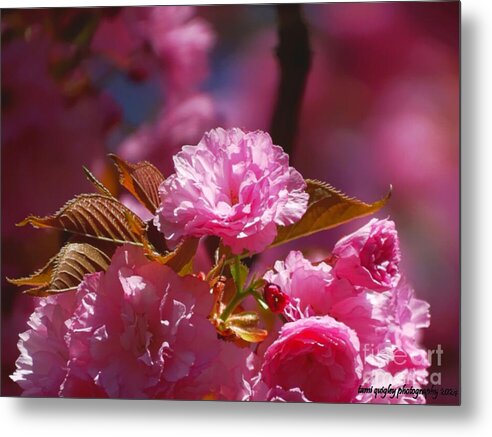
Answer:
[263,283,290,314]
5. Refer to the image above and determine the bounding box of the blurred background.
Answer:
[1,2,459,403]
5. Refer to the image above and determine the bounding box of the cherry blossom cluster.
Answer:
[12,128,430,403]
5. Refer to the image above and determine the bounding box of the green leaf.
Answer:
[225,311,267,343]
[230,257,249,293]
[270,180,391,247]
[227,325,268,343]
[226,311,260,329]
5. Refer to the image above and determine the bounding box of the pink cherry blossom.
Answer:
[255,316,362,403]
[340,285,430,403]
[11,245,253,399]
[384,282,431,371]
[10,292,80,397]
[262,243,430,404]
[155,128,309,254]
[263,250,356,321]
[332,218,401,291]
[358,341,430,404]
[330,289,393,346]
[176,342,258,401]
[62,246,220,399]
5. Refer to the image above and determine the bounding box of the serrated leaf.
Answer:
[270,180,391,247]
[7,258,54,287]
[110,154,164,214]
[8,242,111,296]
[82,166,114,198]
[230,258,249,293]
[17,194,149,246]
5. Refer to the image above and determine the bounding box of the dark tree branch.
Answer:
[270,4,312,156]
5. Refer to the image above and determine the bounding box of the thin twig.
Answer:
[270,4,312,156]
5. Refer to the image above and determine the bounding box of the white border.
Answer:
[2,0,492,435]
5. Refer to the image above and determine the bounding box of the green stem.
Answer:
[220,255,244,321]
[220,291,245,321]
[233,256,241,293]
[220,255,269,321]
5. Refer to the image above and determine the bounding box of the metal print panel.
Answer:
[1,1,460,404]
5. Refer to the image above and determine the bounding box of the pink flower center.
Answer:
[361,233,398,283]
[230,190,239,206]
